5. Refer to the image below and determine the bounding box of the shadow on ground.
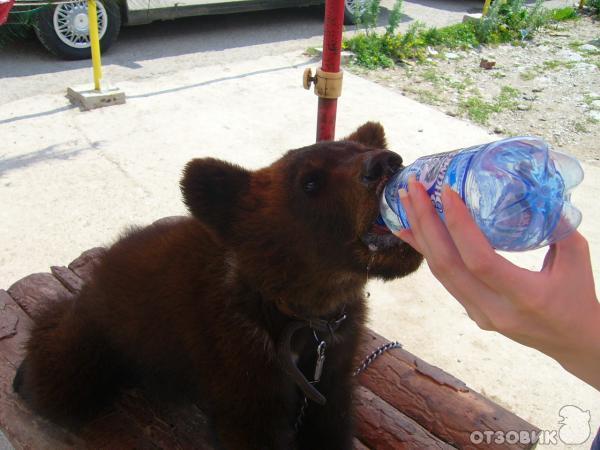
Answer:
[1,6,324,77]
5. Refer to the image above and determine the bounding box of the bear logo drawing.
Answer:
[558,405,591,445]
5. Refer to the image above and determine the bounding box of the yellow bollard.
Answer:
[87,0,102,91]
[482,0,492,15]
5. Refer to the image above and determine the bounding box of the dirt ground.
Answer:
[350,13,600,164]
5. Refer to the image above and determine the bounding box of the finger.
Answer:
[394,229,423,254]
[549,231,595,286]
[441,186,533,296]
[404,180,506,322]
[396,187,429,254]
[404,178,454,260]
[541,243,557,272]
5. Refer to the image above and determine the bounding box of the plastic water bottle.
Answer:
[378,137,584,251]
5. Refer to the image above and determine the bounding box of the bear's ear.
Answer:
[180,158,250,233]
[344,121,387,149]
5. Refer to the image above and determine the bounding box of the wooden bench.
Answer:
[0,218,539,449]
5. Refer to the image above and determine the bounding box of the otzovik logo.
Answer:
[469,405,593,446]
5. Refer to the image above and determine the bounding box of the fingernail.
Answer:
[399,188,408,198]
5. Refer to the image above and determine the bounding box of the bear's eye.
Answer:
[304,181,318,193]
[301,172,324,196]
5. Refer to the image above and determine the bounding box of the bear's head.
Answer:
[181,122,423,316]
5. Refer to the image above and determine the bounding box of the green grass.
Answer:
[459,96,499,124]
[343,0,579,69]
[520,70,537,80]
[550,6,579,21]
[459,85,521,124]
[405,87,443,105]
[422,68,441,83]
[569,40,584,50]
[584,0,600,15]
[497,85,520,108]
[583,94,598,107]
[543,59,562,70]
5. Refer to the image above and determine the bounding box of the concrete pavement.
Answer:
[1,49,598,448]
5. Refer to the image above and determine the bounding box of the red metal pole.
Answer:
[316,0,345,142]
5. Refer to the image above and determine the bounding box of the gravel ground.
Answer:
[349,13,600,164]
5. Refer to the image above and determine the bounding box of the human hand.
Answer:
[395,177,600,390]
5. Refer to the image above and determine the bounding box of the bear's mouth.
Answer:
[361,222,402,252]
[360,176,404,252]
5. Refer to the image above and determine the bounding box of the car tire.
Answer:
[344,0,366,25]
[34,0,121,60]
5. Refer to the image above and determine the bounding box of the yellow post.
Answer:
[87,0,102,91]
[482,0,492,16]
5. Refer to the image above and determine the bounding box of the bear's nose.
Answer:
[362,151,403,184]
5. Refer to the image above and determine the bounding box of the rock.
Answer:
[462,13,482,23]
[588,110,600,121]
[573,63,597,73]
[427,46,438,56]
[418,128,424,132]
[591,100,600,110]
[517,104,529,111]
[532,87,544,93]
[479,58,496,70]
[310,48,355,64]
[522,94,537,101]
[494,126,504,134]
[556,49,584,62]
[579,44,599,53]
[445,52,460,60]
[446,111,458,117]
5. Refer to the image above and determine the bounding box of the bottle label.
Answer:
[385,145,481,229]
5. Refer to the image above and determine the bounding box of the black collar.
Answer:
[276,307,347,405]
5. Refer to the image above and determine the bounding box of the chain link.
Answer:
[294,340,402,431]
[294,396,308,432]
[353,341,402,377]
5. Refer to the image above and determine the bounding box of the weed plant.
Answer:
[344,0,579,68]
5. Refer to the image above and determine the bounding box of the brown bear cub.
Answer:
[13,122,422,449]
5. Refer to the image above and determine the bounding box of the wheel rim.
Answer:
[345,0,366,15]
[53,0,108,49]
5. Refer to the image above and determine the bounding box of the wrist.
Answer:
[556,300,600,390]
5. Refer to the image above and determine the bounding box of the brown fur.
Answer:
[13,122,423,449]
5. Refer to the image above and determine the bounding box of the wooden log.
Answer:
[0,242,540,450]
[7,273,73,319]
[67,247,106,284]
[355,330,540,450]
[0,290,82,450]
[354,386,455,449]
[152,216,187,228]
[50,266,85,294]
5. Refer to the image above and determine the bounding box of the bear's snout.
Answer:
[361,150,403,185]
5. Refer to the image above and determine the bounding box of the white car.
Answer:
[16,0,365,59]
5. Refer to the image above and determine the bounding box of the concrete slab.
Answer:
[0,51,598,449]
[67,85,126,110]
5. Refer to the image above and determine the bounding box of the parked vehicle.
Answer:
[11,0,365,59]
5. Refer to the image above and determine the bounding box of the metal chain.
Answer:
[293,341,402,431]
[294,396,308,432]
[353,341,402,377]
